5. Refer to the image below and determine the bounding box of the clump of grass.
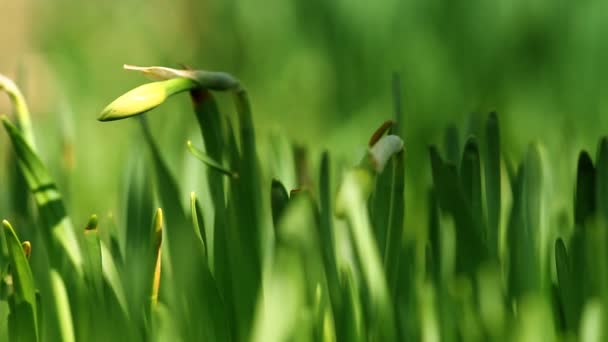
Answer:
[0,64,607,342]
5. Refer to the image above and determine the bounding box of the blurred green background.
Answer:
[2,0,608,231]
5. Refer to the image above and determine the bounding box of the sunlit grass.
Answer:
[0,65,607,342]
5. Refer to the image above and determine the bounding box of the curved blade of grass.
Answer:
[141,117,228,340]
[190,87,226,276]
[507,145,543,299]
[0,74,35,148]
[317,151,341,334]
[139,117,188,230]
[507,163,525,300]
[4,82,32,238]
[340,267,366,342]
[575,151,595,226]
[100,241,129,317]
[335,168,395,341]
[485,112,501,260]
[3,220,38,341]
[150,209,163,308]
[555,238,577,332]
[83,215,103,298]
[189,193,207,258]
[49,270,75,342]
[1,116,83,274]
[186,140,237,178]
[429,146,487,276]
[271,179,289,232]
[124,151,155,261]
[123,151,156,322]
[223,88,263,339]
[370,151,393,256]
[460,136,485,241]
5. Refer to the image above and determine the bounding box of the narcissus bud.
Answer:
[368,135,404,173]
[98,77,197,121]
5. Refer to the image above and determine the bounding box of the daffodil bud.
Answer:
[368,135,404,173]
[98,77,197,121]
[22,241,32,260]
[151,208,163,306]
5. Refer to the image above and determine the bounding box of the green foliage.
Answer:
[1,63,608,342]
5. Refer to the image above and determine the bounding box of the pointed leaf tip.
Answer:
[187,140,237,178]
[85,215,98,231]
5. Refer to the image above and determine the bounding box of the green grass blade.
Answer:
[508,144,544,298]
[384,150,405,298]
[49,270,75,342]
[555,238,577,332]
[139,118,187,227]
[150,209,163,308]
[429,146,487,275]
[189,193,207,258]
[82,215,103,298]
[0,74,35,148]
[190,86,228,286]
[141,116,228,340]
[460,136,485,242]
[339,268,366,342]
[100,240,129,318]
[225,88,263,338]
[124,151,155,261]
[271,179,289,231]
[574,151,595,226]
[485,112,501,259]
[521,144,544,290]
[1,116,83,274]
[186,140,237,178]
[3,220,38,341]
[370,155,392,256]
[317,152,341,322]
[335,168,395,341]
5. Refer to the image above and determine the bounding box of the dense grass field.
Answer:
[3,1,608,341]
[0,62,607,341]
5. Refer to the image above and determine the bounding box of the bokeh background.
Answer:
[2,0,608,233]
